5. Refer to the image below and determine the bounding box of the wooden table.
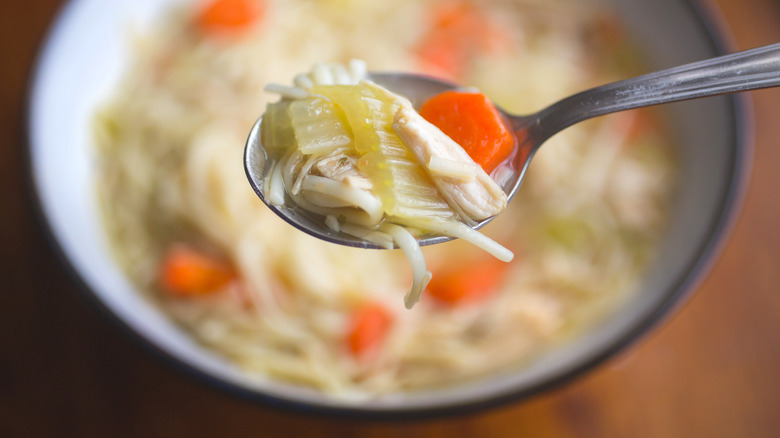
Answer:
[1,1,778,436]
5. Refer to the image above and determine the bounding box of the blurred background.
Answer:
[1,0,778,436]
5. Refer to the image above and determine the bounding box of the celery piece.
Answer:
[289,97,352,155]
[313,83,456,222]
[261,101,294,159]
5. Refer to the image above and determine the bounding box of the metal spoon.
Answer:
[245,42,780,249]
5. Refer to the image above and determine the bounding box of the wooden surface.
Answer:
[1,1,778,436]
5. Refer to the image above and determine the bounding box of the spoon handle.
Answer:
[532,42,780,140]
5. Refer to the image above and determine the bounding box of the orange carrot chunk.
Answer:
[415,3,476,79]
[346,303,393,357]
[415,2,506,80]
[425,257,509,305]
[420,91,516,174]
[196,0,264,35]
[160,245,235,297]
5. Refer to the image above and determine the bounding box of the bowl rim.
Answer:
[24,0,753,420]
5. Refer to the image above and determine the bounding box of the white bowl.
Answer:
[28,0,751,417]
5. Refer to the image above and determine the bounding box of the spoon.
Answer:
[245,42,780,249]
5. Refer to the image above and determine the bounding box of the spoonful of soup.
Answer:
[245,45,780,307]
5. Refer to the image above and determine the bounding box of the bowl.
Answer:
[27,0,751,418]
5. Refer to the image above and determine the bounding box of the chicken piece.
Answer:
[315,152,373,191]
[392,105,507,222]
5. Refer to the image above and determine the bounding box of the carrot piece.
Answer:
[420,91,516,174]
[624,108,661,144]
[159,245,235,297]
[415,2,507,80]
[425,257,509,305]
[196,0,264,35]
[346,303,394,357]
[416,36,466,81]
[415,3,481,79]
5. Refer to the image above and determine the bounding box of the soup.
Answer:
[95,0,675,398]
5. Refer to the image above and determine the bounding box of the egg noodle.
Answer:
[95,0,675,398]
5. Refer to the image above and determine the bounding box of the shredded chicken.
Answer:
[315,153,373,191]
[392,105,508,222]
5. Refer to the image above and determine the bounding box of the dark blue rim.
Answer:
[24,0,752,421]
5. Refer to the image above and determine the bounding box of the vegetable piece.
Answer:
[415,2,506,80]
[289,97,352,155]
[313,82,457,222]
[196,0,264,34]
[346,303,394,357]
[625,108,661,144]
[419,91,515,175]
[425,256,509,305]
[415,3,481,79]
[261,101,294,154]
[159,245,235,297]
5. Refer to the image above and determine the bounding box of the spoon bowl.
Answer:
[245,43,780,249]
[244,73,483,249]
